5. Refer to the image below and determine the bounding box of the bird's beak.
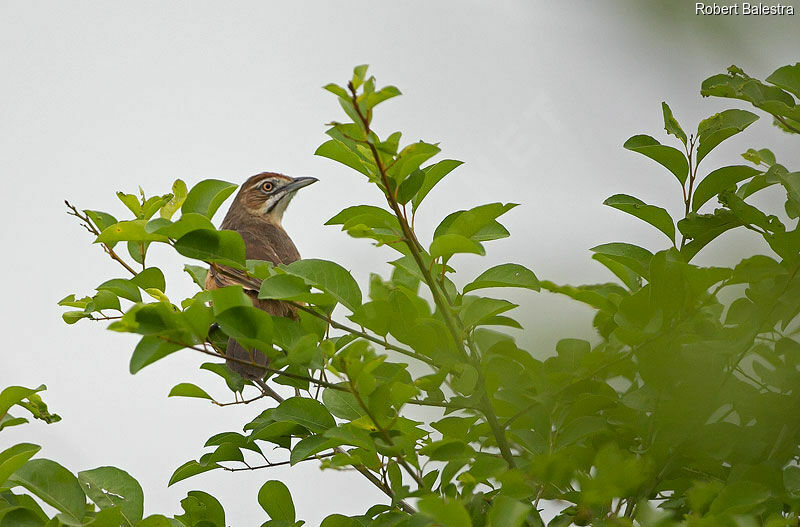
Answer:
[284,176,318,192]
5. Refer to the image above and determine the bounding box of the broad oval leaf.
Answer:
[78,466,144,525]
[315,140,371,176]
[130,267,167,292]
[168,383,213,400]
[148,213,214,239]
[96,220,169,244]
[273,397,335,434]
[322,386,366,420]
[623,135,689,185]
[0,443,41,486]
[129,336,183,374]
[603,194,675,243]
[692,165,761,211]
[463,263,539,293]
[696,109,760,164]
[460,296,517,329]
[418,496,473,527]
[175,490,225,527]
[283,259,362,312]
[412,159,464,212]
[8,458,87,524]
[430,234,485,261]
[766,63,800,99]
[181,179,237,218]
[174,229,246,269]
[167,460,220,487]
[589,243,654,279]
[258,480,296,522]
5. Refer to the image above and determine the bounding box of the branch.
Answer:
[179,340,417,513]
[210,265,433,366]
[65,200,138,276]
[347,82,517,469]
[775,115,800,134]
[221,451,336,471]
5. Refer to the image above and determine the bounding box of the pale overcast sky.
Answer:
[2,2,799,525]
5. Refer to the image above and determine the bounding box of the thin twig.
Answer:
[65,200,138,276]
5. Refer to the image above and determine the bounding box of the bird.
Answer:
[205,172,317,382]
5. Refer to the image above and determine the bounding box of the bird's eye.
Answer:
[260,181,274,192]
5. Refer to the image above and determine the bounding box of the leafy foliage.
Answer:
[5,63,797,526]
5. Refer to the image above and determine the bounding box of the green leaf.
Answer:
[412,159,464,212]
[290,435,337,465]
[283,259,362,312]
[168,383,213,401]
[78,467,144,526]
[181,179,237,219]
[692,165,762,211]
[97,278,142,302]
[661,102,687,145]
[84,210,118,232]
[184,265,209,289]
[364,85,401,110]
[741,147,776,167]
[351,64,369,88]
[430,233,485,261]
[200,363,245,394]
[396,168,425,205]
[174,229,246,268]
[589,243,654,279]
[117,192,142,216]
[418,496,472,527]
[258,274,319,305]
[322,387,366,420]
[388,141,441,184]
[702,67,797,108]
[766,62,800,99]
[315,140,371,177]
[257,480,295,522]
[167,460,220,487]
[215,305,273,354]
[273,397,336,434]
[592,253,642,291]
[624,135,688,185]
[0,414,28,431]
[323,83,349,99]
[603,194,675,243]
[487,496,531,527]
[136,515,173,527]
[696,109,760,164]
[678,209,743,261]
[460,296,517,329]
[130,268,166,292]
[160,179,188,219]
[0,385,44,422]
[709,481,771,514]
[0,443,41,486]
[436,203,517,240]
[8,459,86,524]
[148,213,214,239]
[129,336,183,374]
[96,220,169,244]
[464,263,539,293]
[175,491,225,527]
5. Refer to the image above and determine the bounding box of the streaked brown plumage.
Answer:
[205,172,317,380]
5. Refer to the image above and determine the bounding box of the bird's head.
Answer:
[234,172,318,224]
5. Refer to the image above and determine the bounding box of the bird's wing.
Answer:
[206,264,262,293]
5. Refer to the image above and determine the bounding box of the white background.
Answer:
[2,2,799,525]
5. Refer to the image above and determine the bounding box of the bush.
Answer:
[2,63,800,526]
